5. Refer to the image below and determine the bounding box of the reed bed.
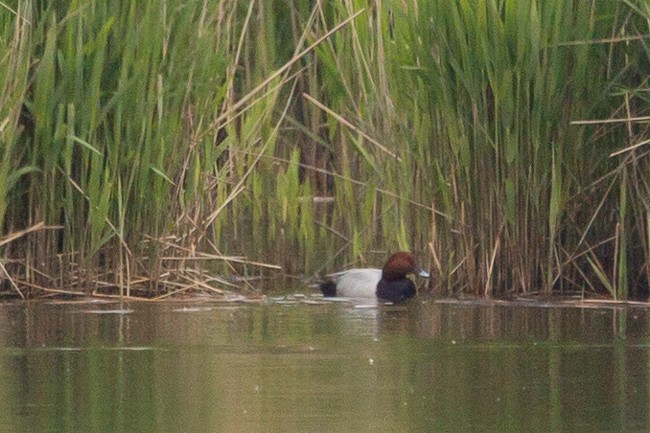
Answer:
[0,0,648,299]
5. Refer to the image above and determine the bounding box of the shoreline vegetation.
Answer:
[1,1,649,300]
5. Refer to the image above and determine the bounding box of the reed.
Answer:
[0,0,648,298]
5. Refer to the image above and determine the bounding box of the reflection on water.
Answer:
[0,297,649,432]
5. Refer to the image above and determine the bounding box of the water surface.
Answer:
[0,297,648,432]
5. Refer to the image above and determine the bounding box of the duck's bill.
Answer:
[416,268,430,278]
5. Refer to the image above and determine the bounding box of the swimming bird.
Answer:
[320,252,429,302]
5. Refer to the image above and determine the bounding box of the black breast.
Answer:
[376,278,416,303]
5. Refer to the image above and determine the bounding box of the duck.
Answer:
[319,251,430,302]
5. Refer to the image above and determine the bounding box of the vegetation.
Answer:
[0,0,649,299]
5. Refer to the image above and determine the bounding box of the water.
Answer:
[0,296,649,432]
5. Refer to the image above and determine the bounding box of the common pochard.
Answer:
[320,252,429,302]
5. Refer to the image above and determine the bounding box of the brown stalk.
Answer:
[302,92,400,160]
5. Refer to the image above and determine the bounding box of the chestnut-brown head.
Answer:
[381,252,429,282]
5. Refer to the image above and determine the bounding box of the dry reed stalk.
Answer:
[0,222,48,247]
[302,93,400,159]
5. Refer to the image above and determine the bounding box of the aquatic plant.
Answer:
[0,0,648,299]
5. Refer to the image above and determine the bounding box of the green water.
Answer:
[0,297,648,432]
